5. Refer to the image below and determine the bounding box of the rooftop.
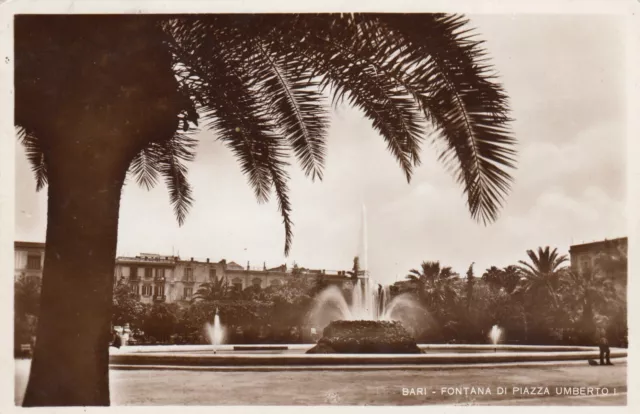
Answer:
[569,237,627,252]
[15,241,46,249]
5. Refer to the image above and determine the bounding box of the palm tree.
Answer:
[515,247,568,342]
[16,14,516,406]
[516,246,568,306]
[406,261,460,311]
[192,276,232,302]
[560,265,620,341]
[481,265,521,294]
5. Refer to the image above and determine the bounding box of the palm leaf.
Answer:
[129,146,161,190]
[373,14,516,224]
[168,20,294,253]
[251,41,329,181]
[156,133,196,225]
[17,127,48,191]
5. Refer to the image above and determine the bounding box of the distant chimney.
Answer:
[190,257,194,262]
[206,258,210,263]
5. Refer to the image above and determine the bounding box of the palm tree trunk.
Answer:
[22,141,131,406]
[17,15,182,406]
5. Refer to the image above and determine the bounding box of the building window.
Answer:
[144,268,153,279]
[270,279,282,287]
[209,268,217,281]
[184,287,193,299]
[130,284,139,295]
[154,285,165,297]
[185,268,193,282]
[252,278,262,288]
[26,254,41,270]
[157,268,165,280]
[232,278,243,292]
[142,284,152,296]
[130,266,138,280]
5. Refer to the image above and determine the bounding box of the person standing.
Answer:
[598,327,612,366]
[111,329,122,349]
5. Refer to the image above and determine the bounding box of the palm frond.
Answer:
[260,15,425,182]
[373,14,516,224]
[251,41,329,181]
[168,21,294,253]
[17,127,48,191]
[162,14,517,255]
[156,133,196,225]
[128,146,161,190]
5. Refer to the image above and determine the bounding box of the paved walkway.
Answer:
[15,359,626,406]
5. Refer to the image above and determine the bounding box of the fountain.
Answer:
[108,204,627,365]
[307,204,429,336]
[205,308,225,354]
[489,325,502,352]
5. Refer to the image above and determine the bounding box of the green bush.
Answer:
[306,320,421,354]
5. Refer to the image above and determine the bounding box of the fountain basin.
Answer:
[110,344,627,367]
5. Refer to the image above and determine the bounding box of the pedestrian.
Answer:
[597,327,612,366]
[111,329,122,349]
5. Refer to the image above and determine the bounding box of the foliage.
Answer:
[15,276,42,317]
[19,14,517,256]
[193,276,232,302]
[112,279,146,329]
[481,265,520,294]
[141,303,181,342]
[404,261,460,313]
[307,320,421,354]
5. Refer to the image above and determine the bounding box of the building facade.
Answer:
[14,241,45,282]
[569,237,628,274]
[113,253,352,304]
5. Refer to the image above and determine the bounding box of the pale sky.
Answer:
[15,14,627,284]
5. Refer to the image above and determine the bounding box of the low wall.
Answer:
[110,346,627,367]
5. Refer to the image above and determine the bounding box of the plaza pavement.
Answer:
[15,358,626,406]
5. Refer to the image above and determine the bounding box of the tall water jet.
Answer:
[206,308,225,353]
[358,203,368,273]
[489,325,502,352]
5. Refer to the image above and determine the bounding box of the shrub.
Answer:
[306,320,421,354]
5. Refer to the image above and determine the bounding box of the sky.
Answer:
[14,14,627,285]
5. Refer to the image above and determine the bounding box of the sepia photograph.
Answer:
[1,0,637,409]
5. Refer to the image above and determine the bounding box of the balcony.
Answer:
[153,295,166,302]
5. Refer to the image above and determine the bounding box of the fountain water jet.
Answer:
[205,308,225,353]
[307,204,429,334]
[489,325,502,352]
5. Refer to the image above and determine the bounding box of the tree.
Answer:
[15,276,42,318]
[516,247,568,306]
[15,276,42,354]
[465,262,475,311]
[515,247,568,342]
[559,265,619,343]
[16,14,516,405]
[141,303,180,343]
[405,261,460,312]
[193,276,232,302]
[111,279,146,329]
[481,265,520,294]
